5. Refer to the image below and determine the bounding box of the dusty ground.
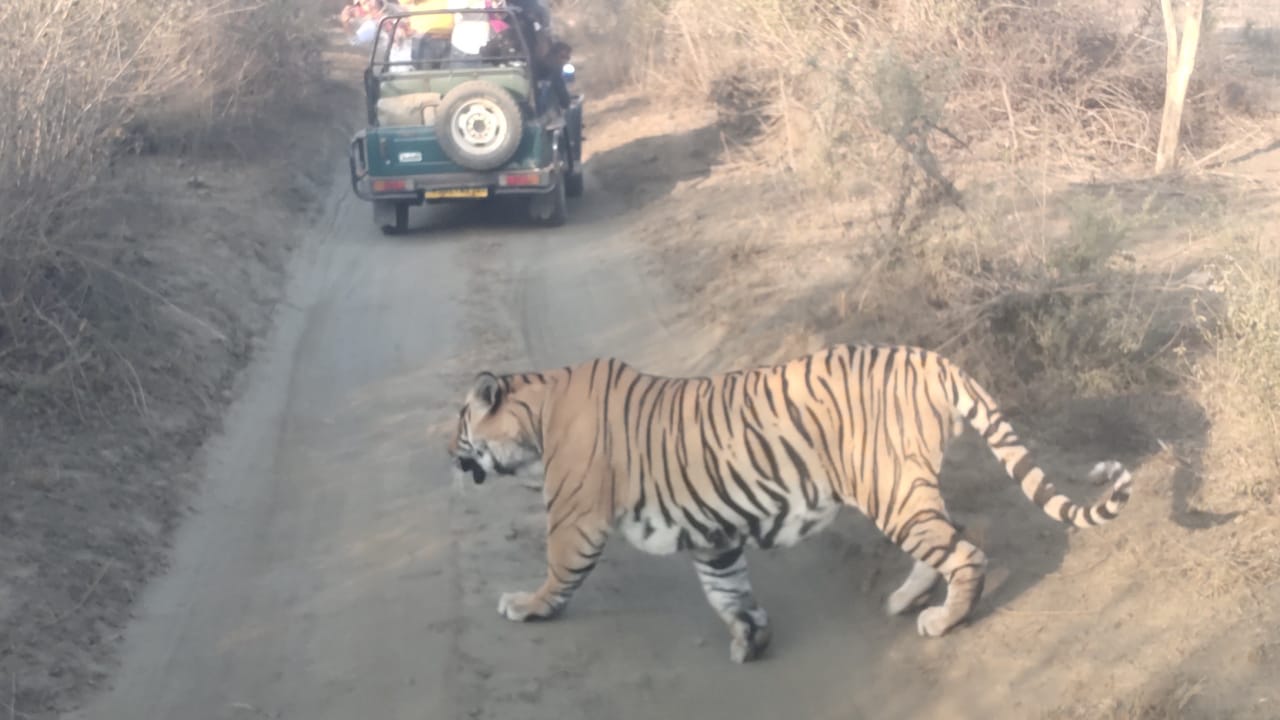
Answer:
[605,36,1280,720]
[0,28,356,719]
[6,5,1279,720]
[70,86,1280,720]
[621,100,1280,718]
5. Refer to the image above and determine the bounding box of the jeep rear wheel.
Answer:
[565,169,584,198]
[435,80,525,172]
[529,173,567,228]
[374,200,410,235]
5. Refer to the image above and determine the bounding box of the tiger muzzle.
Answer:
[456,456,486,484]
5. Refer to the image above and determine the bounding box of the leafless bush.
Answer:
[622,0,1272,406]
[709,71,775,142]
[629,0,1254,187]
[0,0,321,410]
[1190,242,1280,504]
[823,188,1195,412]
[551,0,671,92]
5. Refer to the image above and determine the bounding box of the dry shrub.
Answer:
[630,0,1254,185]
[831,188,1192,411]
[620,0,1277,536]
[550,0,670,93]
[623,0,1266,415]
[1191,241,1280,505]
[0,0,322,412]
[709,71,775,141]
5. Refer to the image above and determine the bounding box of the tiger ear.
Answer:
[468,372,503,416]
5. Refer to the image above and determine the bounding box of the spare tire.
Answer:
[435,80,525,171]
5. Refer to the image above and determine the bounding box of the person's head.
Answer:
[391,20,412,44]
[549,40,571,65]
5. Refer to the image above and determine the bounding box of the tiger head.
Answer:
[447,372,543,485]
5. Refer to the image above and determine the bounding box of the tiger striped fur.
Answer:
[446,344,1133,663]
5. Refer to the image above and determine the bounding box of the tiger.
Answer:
[446,343,1133,663]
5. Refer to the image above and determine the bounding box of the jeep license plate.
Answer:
[425,188,489,199]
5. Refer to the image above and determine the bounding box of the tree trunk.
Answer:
[1155,0,1206,174]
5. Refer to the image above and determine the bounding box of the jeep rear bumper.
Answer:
[348,130,567,203]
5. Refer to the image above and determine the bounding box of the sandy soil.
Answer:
[9,8,1278,720]
[0,76,346,717]
[62,79,1279,720]
[598,58,1280,720]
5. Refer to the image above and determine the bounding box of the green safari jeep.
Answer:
[348,7,585,234]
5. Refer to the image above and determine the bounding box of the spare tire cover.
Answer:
[435,80,525,171]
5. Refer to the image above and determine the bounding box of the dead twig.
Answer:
[70,253,229,343]
[50,560,113,626]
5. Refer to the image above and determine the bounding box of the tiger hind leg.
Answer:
[890,499,987,637]
[692,546,770,663]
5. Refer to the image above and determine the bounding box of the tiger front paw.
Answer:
[499,590,567,622]
[498,591,540,622]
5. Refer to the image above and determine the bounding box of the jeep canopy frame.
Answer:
[367,7,538,75]
[361,7,547,128]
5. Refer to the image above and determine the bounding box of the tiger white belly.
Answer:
[767,501,841,548]
[618,508,686,555]
[616,494,842,555]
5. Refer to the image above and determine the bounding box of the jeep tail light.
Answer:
[499,171,544,187]
[372,179,409,193]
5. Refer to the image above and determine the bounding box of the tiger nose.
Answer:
[456,456,486,484]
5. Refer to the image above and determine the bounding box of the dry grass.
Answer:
[456,0,1276,714]
[1191,240,1280,505]
[602,1,1272,412]
[610,0,1277,427]
[0,0,323,414]
[898,189,1206,404]
[551,0,668,93]
[0,2,329,715]
[614,5,1280,650]
[608,0,1272,193]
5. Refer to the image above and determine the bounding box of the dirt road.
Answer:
[56,130,927,720]
[17,1,1278,715]
[63,91,1209,719]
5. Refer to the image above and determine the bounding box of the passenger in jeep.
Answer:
[448,0,493,65]
[404,0,454,68]
[534,40,572,113]
[344,0,410,46]
[340,1,365,33]
[494,0,549,61]
[508,0,550,34]
[343,0,385,45]
[386,20,416,72]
